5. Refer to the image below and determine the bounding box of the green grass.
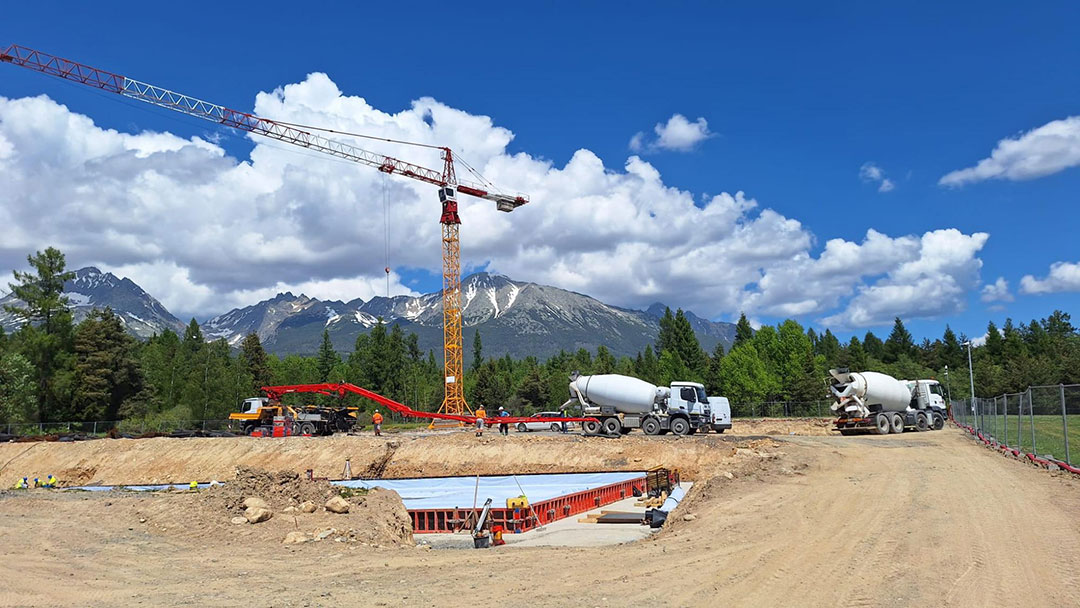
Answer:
[971,413,1079,465]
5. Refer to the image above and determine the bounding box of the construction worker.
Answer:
[474,405,487,437]
[14,477,27,490]
[32,477,40,488]
[561,408,569,433]
[372,410,384,436]
[45,474,57,488]
[497,407,510,436]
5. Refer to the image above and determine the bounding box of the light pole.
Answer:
[944,365,952,411]
[963,341,976,417]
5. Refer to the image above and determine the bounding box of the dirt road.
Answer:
[1,428,1078,607]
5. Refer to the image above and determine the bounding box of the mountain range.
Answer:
[1,268,736,360]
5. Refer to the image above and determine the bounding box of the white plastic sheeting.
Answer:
[334,472,645,510]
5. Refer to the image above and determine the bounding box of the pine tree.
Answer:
[941,325,964,371]
[657,308,678,354]
[472,330,484,371]
[733,313,754,348]
[595,345,616,374]
[516,366,550,411]
[863,331,886,361]
[884,317,915,363]
[846,337,868,371]
[5,247,76,422]
[71,308,145,422]
[817,329,842,364]
[705,342,725,395]
[240,333,271,392]
[316,329,340,382]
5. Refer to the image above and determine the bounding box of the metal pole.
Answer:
[1017,392,1022,449]
[1061,384,1070,466]
[966,341,976,414]
[1003,394,1008,449]
[1029,387,1036,455]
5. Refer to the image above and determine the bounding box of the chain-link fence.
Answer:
[951,384,1079,466]
[2,419,238,437]
[731,400,832,418]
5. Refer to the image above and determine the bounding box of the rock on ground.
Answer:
[244,507,272,524]
[325,496,350,514]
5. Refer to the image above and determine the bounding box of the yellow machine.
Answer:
[229,398,358,436]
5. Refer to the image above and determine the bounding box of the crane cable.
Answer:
[383,172,390,298]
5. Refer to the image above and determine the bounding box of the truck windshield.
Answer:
[696,387,708,403]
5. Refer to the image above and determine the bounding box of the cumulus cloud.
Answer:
[980,277,1013,303]
[859,162,895,193]
[630,114,713,152]
[818,230,989,328]
[1020,261,1080,294]
[0,79,990,327]
[940,116,1080,186]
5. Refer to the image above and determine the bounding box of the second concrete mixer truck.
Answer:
[561,373,713,435]
[829,368,947,435]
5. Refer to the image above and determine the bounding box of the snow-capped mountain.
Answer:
[0,267,185,338]
[201,272,737,359]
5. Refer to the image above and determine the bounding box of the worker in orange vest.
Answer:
[372,410,384,436]
[474,406,487,437]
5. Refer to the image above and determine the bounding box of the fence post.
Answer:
[1017,393,1022,449]
[1003,394,1008,449]
[1028,387,1036,455]
[1062,384,1070,466]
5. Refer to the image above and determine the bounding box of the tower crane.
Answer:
[0,44,528,422]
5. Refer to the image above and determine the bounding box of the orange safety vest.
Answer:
[372,413,384,424]
[475,408,486,419]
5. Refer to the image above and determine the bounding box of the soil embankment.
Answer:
[0,431,784,486]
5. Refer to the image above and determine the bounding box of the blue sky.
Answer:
[2,2,1079,343]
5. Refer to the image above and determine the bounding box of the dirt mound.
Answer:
[130,468,414,548]
[203,466,337,513]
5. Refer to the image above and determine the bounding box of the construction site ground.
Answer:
[2,423,1080,607]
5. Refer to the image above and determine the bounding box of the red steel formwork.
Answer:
[409,475,646,534]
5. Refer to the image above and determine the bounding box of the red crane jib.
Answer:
[260,382,595,426]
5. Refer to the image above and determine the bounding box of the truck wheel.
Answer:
[583,420,601,434]
[299,422,316,436]
[642,418,661,436]
[915,413,930,432]
[874,414,890,435]
[601,417,622,435]
[518,423,529,433]
[670,418,690,436]
[889,413,904,434]
[932,413,945,431]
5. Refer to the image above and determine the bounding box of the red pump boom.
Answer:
[261,382,596,427]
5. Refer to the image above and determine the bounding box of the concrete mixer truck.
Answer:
[560,373,712,436]
[829,369,946,435]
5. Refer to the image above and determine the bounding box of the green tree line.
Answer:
[2,247,1078,426]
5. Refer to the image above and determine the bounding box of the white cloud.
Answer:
[0,80,991,328]
[859,162,895,193]
[1020,261,1080,294]
[630,114,713,153]
[818,230,989,328]
[980,277,1013,303]
[940,116,1080,186]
